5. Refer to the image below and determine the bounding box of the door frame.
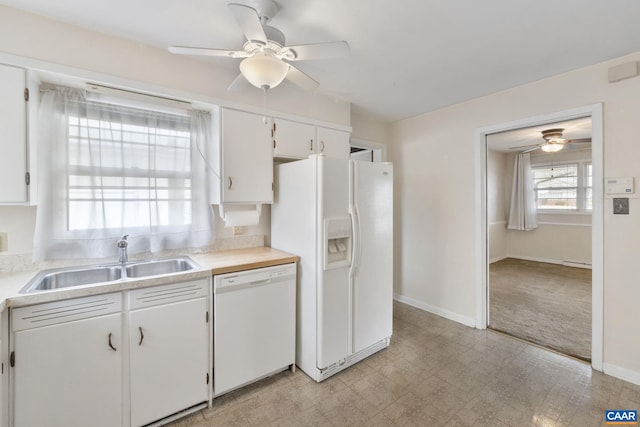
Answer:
[475,104,603,371]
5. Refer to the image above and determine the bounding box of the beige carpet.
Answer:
[489,258,591,361]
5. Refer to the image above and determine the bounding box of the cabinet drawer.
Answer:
[12,293,122,331]
[128,279,209,310]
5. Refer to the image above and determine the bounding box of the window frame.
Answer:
[532,159,592,215]
[59,101,195,235]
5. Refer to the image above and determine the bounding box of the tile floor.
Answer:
[170,302,640,427]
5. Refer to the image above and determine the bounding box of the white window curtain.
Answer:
[33,87,214,261]
[507,152,538,231]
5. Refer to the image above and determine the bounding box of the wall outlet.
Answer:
[233,226,244,236]
[613,198,629,215]
[0,232,7,252]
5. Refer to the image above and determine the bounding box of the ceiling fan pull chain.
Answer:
[262,87,268,124]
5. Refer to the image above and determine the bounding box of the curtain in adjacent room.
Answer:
[507,152,538,231]
[33,86,214,261]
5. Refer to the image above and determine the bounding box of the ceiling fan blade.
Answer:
[509,144,540,150]
[285,65,319,91]
[522,146,539,153]
[227,73,251,91]
[228,3,267,44]
[168,45,249,58]
[567,138,592,144]
[283,41,350,61]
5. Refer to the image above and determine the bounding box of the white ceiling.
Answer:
[2,0,640,122]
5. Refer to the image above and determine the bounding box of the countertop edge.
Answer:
[0,247,299,310]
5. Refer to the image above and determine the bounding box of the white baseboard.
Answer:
[603,363,640,386]
[505,254,592,269]
[393,294,476,328]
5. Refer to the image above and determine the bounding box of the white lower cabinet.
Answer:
[11,294,123,427]
[128,280,210,427]
[9,278,211,427]
[0,311,6,427]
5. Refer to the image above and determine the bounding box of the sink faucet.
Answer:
[117,235,129,265]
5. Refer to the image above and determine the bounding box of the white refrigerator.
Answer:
[271,155,393,382]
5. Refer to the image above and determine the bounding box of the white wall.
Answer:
[487,150,507,262]
[390,52,640,382]
[351,109,392,144]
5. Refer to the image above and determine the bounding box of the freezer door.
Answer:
[351,161,394,353]
[316,156,351,369]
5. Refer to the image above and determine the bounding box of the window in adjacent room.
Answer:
[532,161,592,213]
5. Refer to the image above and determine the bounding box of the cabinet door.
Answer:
[0,64,27,204]
[273,118,316,159]
[13,313,122,427]
[221,108,273,203]
[129,297,209,427]
[317,127,350,159]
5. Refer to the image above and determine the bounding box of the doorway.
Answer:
[486,117,593,360]
[476,105,603,370]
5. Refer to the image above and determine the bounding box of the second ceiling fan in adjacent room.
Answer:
[510,128,592,153]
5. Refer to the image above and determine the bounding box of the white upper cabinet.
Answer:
[273,118,350,160]
[272,118,316,159]
[211,108,273,204]
[0,64,28,204]
[316,126,351,159]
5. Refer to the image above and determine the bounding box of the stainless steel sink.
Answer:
[20,256,200,294]
[125,257,198,278]
[21,265,124,293]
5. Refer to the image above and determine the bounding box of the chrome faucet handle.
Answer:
[117,234,129,248]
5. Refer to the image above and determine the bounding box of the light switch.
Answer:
[613,198,629,215]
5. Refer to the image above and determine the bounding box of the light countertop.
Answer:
[0,246,298,311]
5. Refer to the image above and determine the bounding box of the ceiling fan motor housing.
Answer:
[542,128,565,142]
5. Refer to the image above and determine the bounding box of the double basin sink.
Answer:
[20,256,200,294]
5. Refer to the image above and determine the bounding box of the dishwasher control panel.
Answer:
[214,263,296,292]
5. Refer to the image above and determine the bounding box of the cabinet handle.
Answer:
[108,333,117,351]
[310,139,313,151]
[321,140,325,152]
[138,327,144,346]
[228,176,233,190]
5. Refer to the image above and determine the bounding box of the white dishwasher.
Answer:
[213,263,296,396]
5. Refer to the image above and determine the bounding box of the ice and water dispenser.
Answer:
[324,217,352,269]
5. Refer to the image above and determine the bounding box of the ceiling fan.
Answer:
[168,0,350,92]
[509,128,592,153]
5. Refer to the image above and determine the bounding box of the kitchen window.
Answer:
[532,161,592,213]
[66,111,192,230]
[33,86,213,261]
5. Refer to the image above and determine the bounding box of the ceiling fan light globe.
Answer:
[541,142,564,153]
[240,54,289,90]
